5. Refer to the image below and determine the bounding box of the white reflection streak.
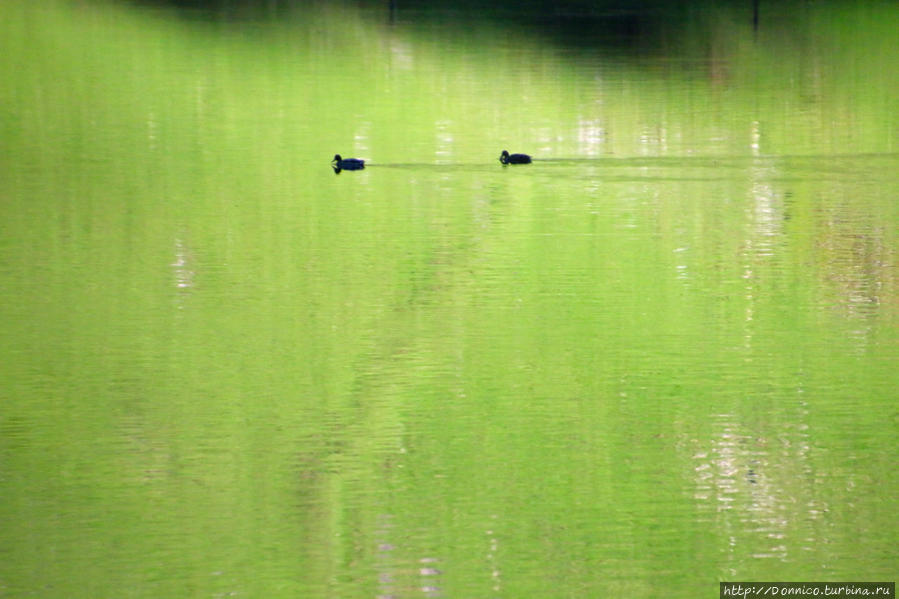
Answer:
[435,119,454,163]
[638,124,667,155]
[418,557,442,596]
[171,237,195,306]
[353,121,371,159]
[674,246,690,282]
[576,117,605,157]
[741,121,783,346]
[750,120,761,156]
[375,514,397,599]
[374,513,444,598]
[693,416,790,564]
[485,519,502,594]
[748,120,780,257]
[749,181,779,257]
[389,37,414,71]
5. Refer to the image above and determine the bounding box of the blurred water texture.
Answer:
[0,1,896,597]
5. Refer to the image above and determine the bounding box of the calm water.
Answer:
[1,1,897,597]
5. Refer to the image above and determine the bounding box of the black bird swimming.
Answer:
[499,150,531,164]
[332,154,365,173]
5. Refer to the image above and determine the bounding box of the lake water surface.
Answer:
[1,1,896,597]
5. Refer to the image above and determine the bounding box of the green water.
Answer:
[1,1,896,597]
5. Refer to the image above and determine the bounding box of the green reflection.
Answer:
[1,1,896,597]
